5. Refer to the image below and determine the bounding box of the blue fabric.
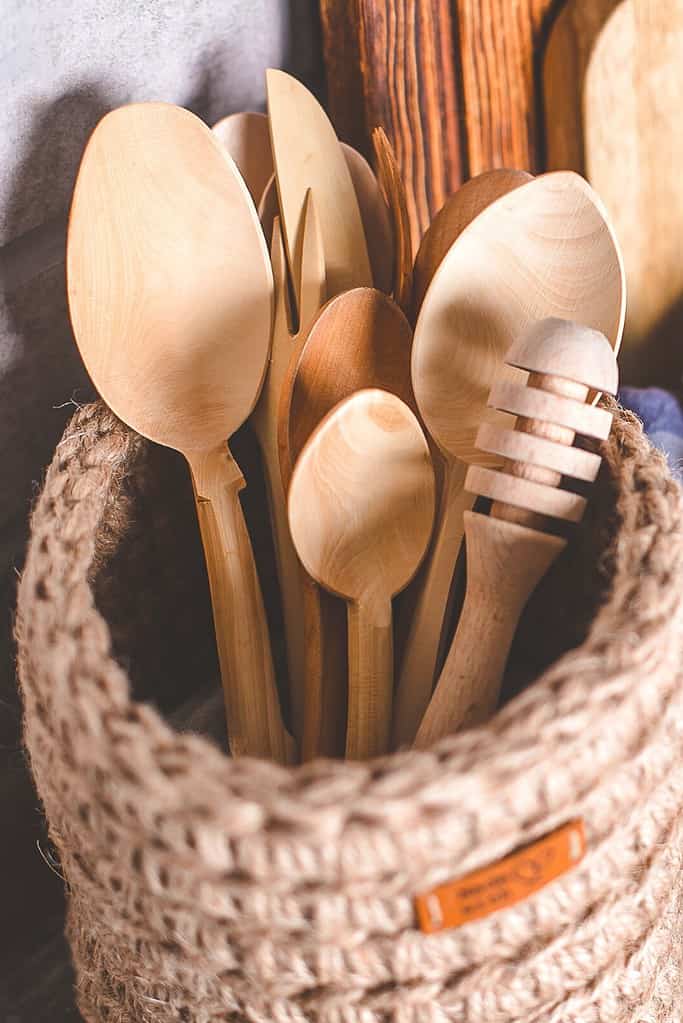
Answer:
[619,387,683,482]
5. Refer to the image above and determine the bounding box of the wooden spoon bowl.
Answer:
[288,389,435,759]
[413,170,626,469]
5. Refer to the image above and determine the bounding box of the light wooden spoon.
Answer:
[278,288,415,760]
[67,102,294,764]
[411,169,532,322]
[394,170,626,749]
[288,389,435,760]
[212,110,273,207]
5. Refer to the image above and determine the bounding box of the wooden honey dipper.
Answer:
[414,318,618,748]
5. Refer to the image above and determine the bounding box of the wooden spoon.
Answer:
[411,169,532,322]
[288,389,435,760]
[394,169,531,733]
[278,288,415,759]
[250,195,326,746]
[258,143,393,293]
[394,170,626,749]
[343,143,393,294]
[212,111,273,207]
[67,102,294,764]
[267,69,372,313]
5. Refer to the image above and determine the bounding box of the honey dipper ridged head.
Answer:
[468,316,619,530]
[506,318,619,396]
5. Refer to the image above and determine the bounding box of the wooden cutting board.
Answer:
[320,0,556,242]
[456,0,554,174]
[544,0,683,381]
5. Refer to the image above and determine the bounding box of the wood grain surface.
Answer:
[320,1,560,240]
[357,0,463,247]
[457,0,559,174]
[319,0,369,154]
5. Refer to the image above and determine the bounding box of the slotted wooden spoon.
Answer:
[67,102,294,763]
[288,389,435,760]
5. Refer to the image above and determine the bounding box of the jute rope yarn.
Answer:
[15,398,683,1022]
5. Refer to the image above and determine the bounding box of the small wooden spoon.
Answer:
[212,110,273,207]
[395,171,625,749]
[67,102,294,764]
[411,169,532,322]
[288,389,435,760]
[278,288,415,759]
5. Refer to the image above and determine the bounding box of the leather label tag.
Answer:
[415,819,586,934]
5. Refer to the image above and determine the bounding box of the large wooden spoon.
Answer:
[288,389,435,760]
[279,288,415,759]
[395,171,625,749]
[67,102,294,764]
[212,111,273,207]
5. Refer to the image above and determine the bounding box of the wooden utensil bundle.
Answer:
[66,73,626,765]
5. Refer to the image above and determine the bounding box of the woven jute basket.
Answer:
[15,398,683,1022]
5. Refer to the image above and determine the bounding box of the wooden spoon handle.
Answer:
[189,446,296,764]
[346,599,393,760]
[393,460,472,748]
[414,511,565,748]
[300,575,347,761]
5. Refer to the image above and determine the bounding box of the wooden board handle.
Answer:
[190,446,296,764]
[392,459,471,748]
[346,598,393,760]
[414,511,566,748]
